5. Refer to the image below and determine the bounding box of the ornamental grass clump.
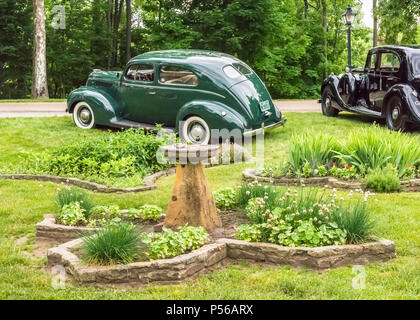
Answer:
[56,186,93,215]
[288,132,339,172]
[81,223,145,265]
[336,125,420,177]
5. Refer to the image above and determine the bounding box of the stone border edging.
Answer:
[0,167,176,193]
[47,237,396,287]
[243,168,420,192]
[36,214,165,243]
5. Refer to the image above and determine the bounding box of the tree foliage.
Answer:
[0,0,418,99]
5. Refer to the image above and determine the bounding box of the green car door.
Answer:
[120,63,157,124]
[145,64,201,127]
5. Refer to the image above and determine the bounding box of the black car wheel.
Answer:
[386,95,407,132]
[321,88,339,117]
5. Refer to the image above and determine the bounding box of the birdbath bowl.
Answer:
[159,143,222,232]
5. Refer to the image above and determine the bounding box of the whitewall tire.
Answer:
[73,101,95,129]
[180,116,211,145]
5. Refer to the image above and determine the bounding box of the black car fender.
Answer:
[383,84,420,122]
[321,73,358,110]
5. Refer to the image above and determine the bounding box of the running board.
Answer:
[110,119,175,134]
[348,106,382,118]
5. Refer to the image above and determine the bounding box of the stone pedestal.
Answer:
[160,144,222,232]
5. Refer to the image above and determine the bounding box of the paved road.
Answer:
[0,100,320,118]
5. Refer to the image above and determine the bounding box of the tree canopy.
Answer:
[0,0,418,99]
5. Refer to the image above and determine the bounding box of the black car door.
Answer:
[367,52,381,109]
[376,51,401,108]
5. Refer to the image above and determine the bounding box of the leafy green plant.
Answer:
[90,205,121,220]
[56,186,93,214]
[364,164,401,193]
[56,202,87,226]
[81,223,145,265]
[141,225,209,260]
[213,187,237,211]
[330,165,358,180]
[127,205,163,221]
[17,128,175,187]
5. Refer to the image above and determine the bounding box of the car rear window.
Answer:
[159,65,198,86]
[412,54,420,76]
[233,63,252,75]
[223,65,242,79]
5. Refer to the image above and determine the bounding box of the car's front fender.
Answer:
[67,87,123,125]
[175,100,248,135]
[383,84,420,122]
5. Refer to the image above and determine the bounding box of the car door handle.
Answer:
[148,91,156,95]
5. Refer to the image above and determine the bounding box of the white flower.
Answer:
[246,191,250,195]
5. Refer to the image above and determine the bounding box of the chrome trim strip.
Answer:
[243,118,287,137]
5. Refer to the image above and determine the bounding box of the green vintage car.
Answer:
[67,50,285,144]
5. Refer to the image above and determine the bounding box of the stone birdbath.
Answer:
[160,143,222,232]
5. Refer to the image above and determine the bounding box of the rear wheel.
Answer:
[386,95,407,132]
[73,101,95,129]
[321,87,339,117]
[180,116,211,145]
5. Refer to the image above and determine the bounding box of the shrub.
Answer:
[213,187,237,211]
[127,205,163,221]
[81,223,145,265]
[331,200,375,244]
[88,205,122,227]
[56,186,93,214]
[141,225,209,260]
[17,128,174,187]
[236,181,278,209]
[56,202,87,226]
[364,165,401,193]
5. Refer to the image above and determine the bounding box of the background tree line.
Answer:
[0,0,419,100]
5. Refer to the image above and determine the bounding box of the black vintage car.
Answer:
[321,45,420,131]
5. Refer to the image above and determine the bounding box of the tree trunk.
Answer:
[125,0,132,63]
[373,0,378,47]
[31,0,49,99]
[321,0,328,78]
[304,0,309,19]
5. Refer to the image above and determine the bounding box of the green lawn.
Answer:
[0,113,419,299]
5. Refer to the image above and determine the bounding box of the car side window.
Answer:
[159,65,198,86]
[125,64,154,82]
[379,53,400,73]
[369,53,377,70]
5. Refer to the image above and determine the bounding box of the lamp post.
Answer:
[343,5,356,69]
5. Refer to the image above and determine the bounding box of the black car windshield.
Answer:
[412,54,420,76]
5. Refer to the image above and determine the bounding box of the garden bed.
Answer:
[0,168,176,194]
[47,236,396,288]
[243,168,420,192]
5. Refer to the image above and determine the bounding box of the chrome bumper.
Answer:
[243,117,287,137]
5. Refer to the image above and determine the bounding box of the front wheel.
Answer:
[180,116,211,145]
[321,87,339,117]
[73,101,95,129]
[386,95,407,132]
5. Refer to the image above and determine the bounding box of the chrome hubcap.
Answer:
[189,123,205,141]
[79,108,91,124]
[392,108,399,120]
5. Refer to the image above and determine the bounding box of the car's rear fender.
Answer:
[175,100,248,136]
[383,84,420,122]
[67,87,123,125]
[322,73,357,110]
